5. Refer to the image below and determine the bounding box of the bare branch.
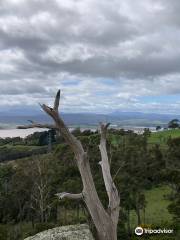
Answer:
[17,121,58,130]
[55,192,83,200]
[105,122,111,129]
[27,120,34,124]
[40,104,56,119]
[54,89,60,111]
[99,122,110,139]
[113,161,125,181]
[99,123,120,225]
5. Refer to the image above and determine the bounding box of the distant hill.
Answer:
[0,110,180,129]
[0,113,115,127]
[111,111,180,121]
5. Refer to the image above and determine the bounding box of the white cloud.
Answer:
[0,0,180,113]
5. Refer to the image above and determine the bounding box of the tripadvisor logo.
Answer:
[135,227,143,236]
[135,226,174,236]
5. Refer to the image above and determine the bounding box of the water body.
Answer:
[0,126,156,138]
[0,128,46,138]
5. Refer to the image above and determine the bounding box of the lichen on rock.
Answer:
[24,224,94,240]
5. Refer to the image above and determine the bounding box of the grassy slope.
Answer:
[110,130,178,230]
[131,131,179,229]
[130,185,172,229]
[148,129,180,145]
[111,129,180,147]
[0,144,41,150]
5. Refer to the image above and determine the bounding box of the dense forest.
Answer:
[0,127,179,239]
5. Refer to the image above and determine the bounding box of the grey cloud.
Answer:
[1,0,179,79]
[0,83,45,95]
[0,0,180,113]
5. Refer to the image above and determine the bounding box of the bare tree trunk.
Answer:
[18,90,120,240]
[64,207,67,225]
[143,207,146,225]
[136,208,141,226]
[127,208,131,236]
[77,203,80,220]
[57,205,61,222]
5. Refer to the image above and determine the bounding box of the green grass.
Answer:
[148,129,180,146]
[110,129,180,148]
[130,185,178,239]
[0,144,44,151]
[129,185,173,229]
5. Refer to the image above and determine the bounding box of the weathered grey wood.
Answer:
[99,123,120,227]
[55,192,83,200]
[18,90,120,240]
[18,121,58,130]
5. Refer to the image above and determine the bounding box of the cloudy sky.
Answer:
[0,0,180,114]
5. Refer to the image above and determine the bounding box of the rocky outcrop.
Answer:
[24,224,94,240]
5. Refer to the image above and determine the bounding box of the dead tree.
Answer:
[18,90,120,240]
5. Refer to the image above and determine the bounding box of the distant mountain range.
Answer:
[0,109,180,129]
[111,111,179,120]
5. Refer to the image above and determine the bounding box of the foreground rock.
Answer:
[24,224,94,240]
